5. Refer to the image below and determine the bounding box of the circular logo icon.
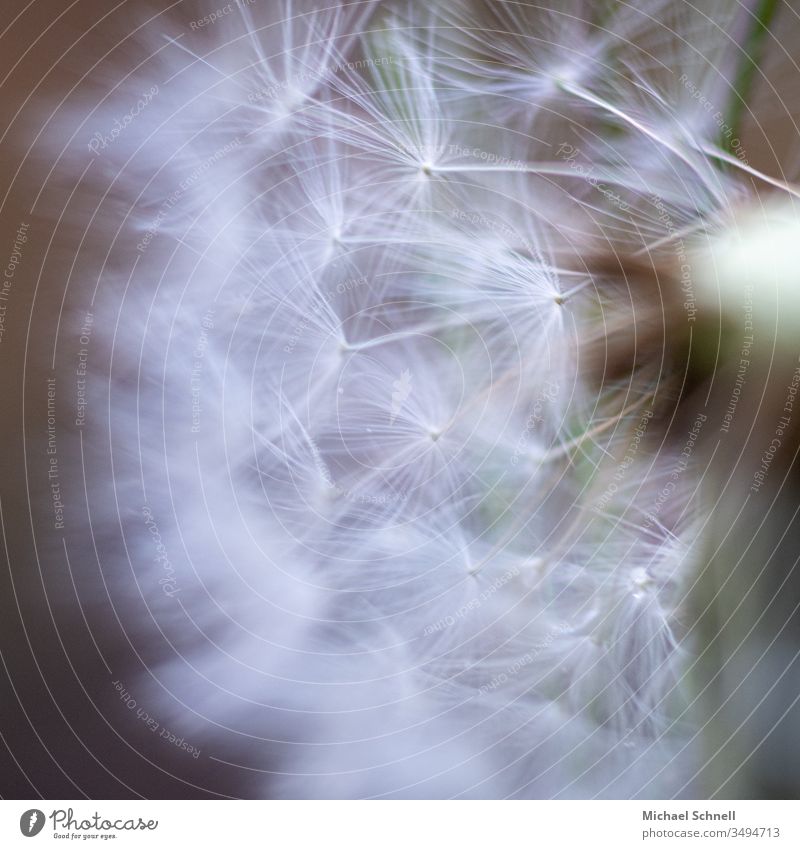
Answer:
[19,809,45,837]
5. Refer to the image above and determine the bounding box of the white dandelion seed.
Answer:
[38,0,800,800]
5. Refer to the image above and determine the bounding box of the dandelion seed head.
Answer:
[57,0,785,799]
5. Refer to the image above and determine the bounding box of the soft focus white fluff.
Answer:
[61,0,780,797]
